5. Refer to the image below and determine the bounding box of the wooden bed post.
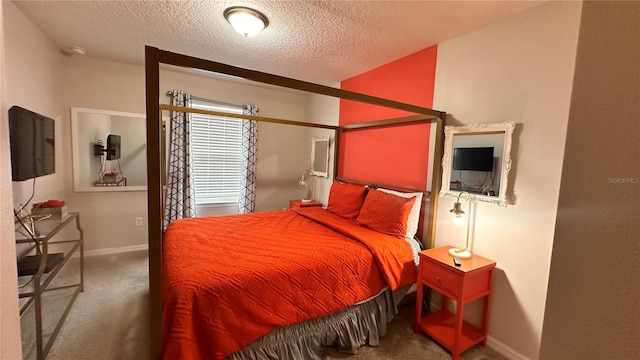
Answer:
[333,128,341,182]
[426,117,445,249]
[144,46,163,360]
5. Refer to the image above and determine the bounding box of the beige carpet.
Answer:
[39,251,506,360]
[45,251,150,360]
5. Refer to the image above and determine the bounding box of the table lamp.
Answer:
[298,169,314,202]
[449,191,473,259]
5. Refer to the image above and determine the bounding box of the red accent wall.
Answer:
[338,46,438,190]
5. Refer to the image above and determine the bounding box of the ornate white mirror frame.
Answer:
[310,136,330,178]
[440,121,515,206]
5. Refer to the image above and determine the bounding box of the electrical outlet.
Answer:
[135,217,143,227]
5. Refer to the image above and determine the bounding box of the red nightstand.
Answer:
[289,200,322,209]
[414,246,496,360]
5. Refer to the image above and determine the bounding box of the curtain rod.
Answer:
[166,91,240,108]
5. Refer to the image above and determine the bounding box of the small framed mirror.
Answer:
[71,108,147,192]
[310,137,330,178]
[441,122,515,206]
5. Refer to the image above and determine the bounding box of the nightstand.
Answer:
[414,246,496,360]
[289,200,322,209]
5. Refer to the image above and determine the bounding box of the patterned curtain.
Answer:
[164,91,195,229]
[239,104,259,213]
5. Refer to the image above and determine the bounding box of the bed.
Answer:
[145,47,446,358]
[162,182,425,359]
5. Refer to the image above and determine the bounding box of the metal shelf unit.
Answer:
[16,212,84,360]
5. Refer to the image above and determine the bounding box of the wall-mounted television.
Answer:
[106,134,121,160]
[453,147,494,172]
[9,106,55,181]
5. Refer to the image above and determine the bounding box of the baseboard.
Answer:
[428,300,529,360]
[486,336,529,360]
[84,244,148,257]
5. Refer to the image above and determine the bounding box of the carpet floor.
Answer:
[35,251,506,360]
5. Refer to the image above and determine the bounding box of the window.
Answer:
[190,100,244,205]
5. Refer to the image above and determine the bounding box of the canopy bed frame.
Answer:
[144,46,446,359]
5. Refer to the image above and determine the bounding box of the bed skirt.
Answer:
[227,286,407,360]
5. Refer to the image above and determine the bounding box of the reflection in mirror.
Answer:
[441,122,515,206]
[71,108,147,192]
[310,137,330,178]
[450,133,504,196]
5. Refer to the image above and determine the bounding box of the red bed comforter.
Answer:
[162,207,417,359]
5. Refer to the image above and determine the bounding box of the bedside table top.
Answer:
[420,246,496,273]
[289,199,322,207]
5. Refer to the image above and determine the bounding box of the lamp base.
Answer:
[301,199,312,203]
[448,248,472,259]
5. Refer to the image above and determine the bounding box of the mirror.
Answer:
[310,137,330,178]
[71,108,147,192]
[441,122,515,206]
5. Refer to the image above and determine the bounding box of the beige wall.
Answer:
[540,2,640,358]
[62,57,149,253]
[1,1,67,356]
[0,3,22,359]
[6,2,65,206]
[432,2,582,359]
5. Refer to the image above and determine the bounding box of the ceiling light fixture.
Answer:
[223,6,269,37]
[69,46,86,55]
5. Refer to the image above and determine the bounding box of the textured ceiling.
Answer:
[14,0,545,85]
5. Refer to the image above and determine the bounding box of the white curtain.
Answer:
[239,104,258,213]
[164,91,195,229]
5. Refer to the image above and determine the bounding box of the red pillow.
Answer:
[326,181,367,220]
[356,189,416,239]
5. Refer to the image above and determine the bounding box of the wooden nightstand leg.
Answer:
[480,297,488,345]
[452,300,464,360]
[480,268,495,345]
[480,293,492,345]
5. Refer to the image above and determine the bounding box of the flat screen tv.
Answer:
[9,106,55,181]
[453,147,494,172]
[106,134,121,160]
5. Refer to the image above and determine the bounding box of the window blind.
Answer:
[190,100,244,205]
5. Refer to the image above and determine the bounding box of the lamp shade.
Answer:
[224,7,269,37]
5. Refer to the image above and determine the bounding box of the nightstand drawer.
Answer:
[421,260,460,297]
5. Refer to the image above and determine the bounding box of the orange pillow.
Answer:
[326,181,368,220]
[356,189,416,239]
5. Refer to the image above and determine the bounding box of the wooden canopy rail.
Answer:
[339,114,435,130]
[336,176,430,195]
[159,105,432,131]
[145,46,445,359]
[159,105,438,189]
[159,104,339,130]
